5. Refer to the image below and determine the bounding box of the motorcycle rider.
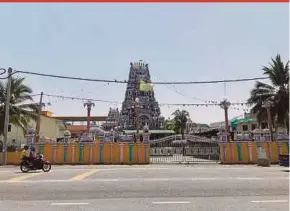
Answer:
[21,145,32,167]
[29,146,37,167]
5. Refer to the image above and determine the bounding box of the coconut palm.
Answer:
[172,109,190,140]
[0,77,38,135]
[247,54,289,131]
[164,118,179,134]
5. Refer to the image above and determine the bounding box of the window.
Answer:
[251,124,257,130]
[261,122,268,129]
[242,125,248,131]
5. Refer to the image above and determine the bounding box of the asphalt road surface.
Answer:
[0,164,288,211]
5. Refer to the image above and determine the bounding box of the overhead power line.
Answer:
[0,68,268,85]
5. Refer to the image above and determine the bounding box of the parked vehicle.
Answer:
[20,154,51,173]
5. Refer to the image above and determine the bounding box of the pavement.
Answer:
[0,164,288,211]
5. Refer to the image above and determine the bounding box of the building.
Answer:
[186,118,210,134]
[2,111,67,145]
[102,108,120,131]
[119,60,165,130]
[53,116,107,138]
[65,125,87,138]
[53,116,107,125]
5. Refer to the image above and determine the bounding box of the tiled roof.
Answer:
[66,125,87,133]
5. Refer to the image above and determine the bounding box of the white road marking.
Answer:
[144,178,170,181]
[95,179,119,182]
[191,178,218,181]
[153,201,191,205]
[51,202,90,206]
[237,177,263,180]
[251,200,288,203]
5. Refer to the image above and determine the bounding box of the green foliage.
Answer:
[0,77,38,135]
[166,109,190,139]
[164,118,179,133]
[248,54,289,131]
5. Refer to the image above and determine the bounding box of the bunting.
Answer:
[37,93,251,112]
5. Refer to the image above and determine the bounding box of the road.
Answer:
[0,164,288,211]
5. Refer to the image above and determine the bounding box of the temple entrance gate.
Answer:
[150,135,220,164]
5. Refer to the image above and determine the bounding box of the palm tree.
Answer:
[164,118,180,134]
[0,77,38,135]
[247,54,289,131]
[172,109,190,140]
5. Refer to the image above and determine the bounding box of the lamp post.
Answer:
[35,92,45,143]
[134,97,140,136]
[262,100,273,141]
[84,100,95,134]
[219,99,231,139]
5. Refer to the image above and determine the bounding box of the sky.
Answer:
[0,3,288,124]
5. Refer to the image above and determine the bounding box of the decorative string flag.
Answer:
[35,92,251,112]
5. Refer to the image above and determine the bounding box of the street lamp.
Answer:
[219,99,231,134]
[134,97,140,135]
[84,100,95,134]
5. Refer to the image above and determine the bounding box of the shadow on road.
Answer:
[14,171,42,174]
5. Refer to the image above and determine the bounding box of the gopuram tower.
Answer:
[119,60,164,131]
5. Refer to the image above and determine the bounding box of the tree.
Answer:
[164,118,180,134]
[172,109,190,140]
[247,54,289,131]
[0,77,38,135]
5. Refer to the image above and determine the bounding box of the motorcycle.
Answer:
[20,153,52,173]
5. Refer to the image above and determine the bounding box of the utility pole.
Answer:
[219,99,231,139]
[35,92,44,143]
[262,100,273,141]
[3,67,12,165]
[84,100,95,134]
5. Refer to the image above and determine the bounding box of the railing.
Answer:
[150,134,218,144]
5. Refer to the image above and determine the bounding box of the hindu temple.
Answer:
[118,60,165,131]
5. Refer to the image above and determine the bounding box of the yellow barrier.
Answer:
[0,143,150,165]
[220,141,289,164]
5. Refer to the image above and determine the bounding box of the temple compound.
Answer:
[102,108,120,131]
[118,60,165,131]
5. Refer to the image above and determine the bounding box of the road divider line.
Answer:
[69,169,99,181]
[51,202,90,206]
[144,178,170,181]
[96,179,119,182]
[237,177,263,180]
[251,200,288,203]
[192,178,217,181]
[153,201,191,205]
[7,173,44,183]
